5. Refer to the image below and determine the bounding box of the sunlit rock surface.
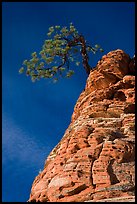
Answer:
[28,49,135,202]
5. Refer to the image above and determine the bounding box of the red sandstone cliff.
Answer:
[28,49,135,202]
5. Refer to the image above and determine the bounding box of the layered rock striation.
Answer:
[28,49,135,202]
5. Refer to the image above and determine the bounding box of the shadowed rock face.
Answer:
[28,49,135,202]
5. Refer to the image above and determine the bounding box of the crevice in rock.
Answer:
[67,184,88,196]
[114,91,126,101]
[90,157,96,188]
[29,199,36,202]
[122,143,135,163]
[107,159,120,185]
[124,104,135,114]
[110,131,127,140]
[58,194,65,199]
[90,144,104,188]
[84,139,91,147]
[77,170,84,178]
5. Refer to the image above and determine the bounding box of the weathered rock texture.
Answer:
[28,49,135,202]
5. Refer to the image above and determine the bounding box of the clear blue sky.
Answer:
[2,2,135,202]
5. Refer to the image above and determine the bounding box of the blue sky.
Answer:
[2,2,135,202]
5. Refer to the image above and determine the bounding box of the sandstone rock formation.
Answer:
[28,49,135,202]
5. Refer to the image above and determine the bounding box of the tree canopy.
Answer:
[19,23,103,83]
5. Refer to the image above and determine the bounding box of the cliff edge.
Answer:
[28,49,135,202]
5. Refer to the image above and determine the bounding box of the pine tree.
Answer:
[19,23,103,83]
